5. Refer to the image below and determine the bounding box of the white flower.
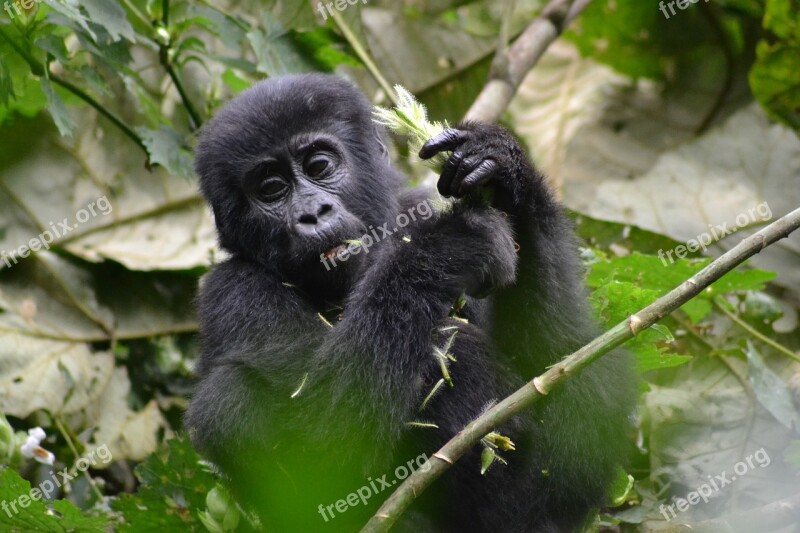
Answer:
[28,427,46,442]
[20,427,55,466]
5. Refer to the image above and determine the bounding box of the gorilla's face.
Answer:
[241,132,369,284]
[195,75,399,298]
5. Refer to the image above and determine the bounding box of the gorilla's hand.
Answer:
[419,122,534,213]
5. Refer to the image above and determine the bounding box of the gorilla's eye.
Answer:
[305,153,333,178]
[257,178,288,200]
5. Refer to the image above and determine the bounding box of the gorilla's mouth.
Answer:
[322,244,347,259]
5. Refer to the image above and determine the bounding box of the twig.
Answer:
[54,418,104,502]
[158,0,202,130]
[328,7,398,105]
[713,297,800,363]
[465,0,591,123]
[360,206,800,532]
[696,1,734,135]
[51,77,149,153]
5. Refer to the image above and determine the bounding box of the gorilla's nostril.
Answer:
[298,213,318,225]
[317,204,333,220]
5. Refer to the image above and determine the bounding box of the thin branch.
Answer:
[713,297,800,363]
[361,206,800,532]
[158,0,202,130]
[54,418,104,502]
[51,77,149,153]
[696,1,735,134]
[328,7,398,106]
[465,0,591,123]
[161,58,202,130]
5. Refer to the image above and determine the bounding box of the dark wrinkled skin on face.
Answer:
[186,74,637,532]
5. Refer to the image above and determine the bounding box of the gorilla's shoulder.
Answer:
[199,257,282,305]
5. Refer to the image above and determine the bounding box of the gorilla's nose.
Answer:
[295,203,335,235]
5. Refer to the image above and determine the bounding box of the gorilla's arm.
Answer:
[421,123,637,524]
[185,258,328,465]
[304,206,519,450]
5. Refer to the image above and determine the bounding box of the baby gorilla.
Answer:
[186,74,636,532]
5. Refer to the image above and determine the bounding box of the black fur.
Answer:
[186,74,637,532]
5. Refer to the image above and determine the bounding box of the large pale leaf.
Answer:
[643,356,798,526]
[581,104,800,289]
[0,114,216,272]
[509,45,800,290]
[0,252,196,342]
[0,337,115,418]
[67,367,166,463]
[0,337,164,462]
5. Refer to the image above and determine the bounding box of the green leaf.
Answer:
[112,437,218,532]
[763,0,800,39]
[589,280,691,373]
[566,0,723,80]
[80,0,136,42]
[743,291,784,324]
[608,468,635,507]
[188,5,247,50]
[221,69,250,94]
[711,268,777,293]
[247,13,316,76]
[42,0,97,42]
[480,446,496,475]
[750,42,800,130]
[0,469,108,532]
[135,126,194,179]
[34,34,70,64]
[587,253,776,323]
[39,78,73,136]
[289,27,360,71]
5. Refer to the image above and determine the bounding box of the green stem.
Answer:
[54,418,104,502]
[52,77,148,152]
[713,297,800,363]
[329,8,398,106]
[158,0,202,130]
[162,57,202,130]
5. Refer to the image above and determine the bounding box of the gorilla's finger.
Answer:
[419,129,470,160]
[449,156,481,198]
[437,150,465,197]
[458,159,499,196]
